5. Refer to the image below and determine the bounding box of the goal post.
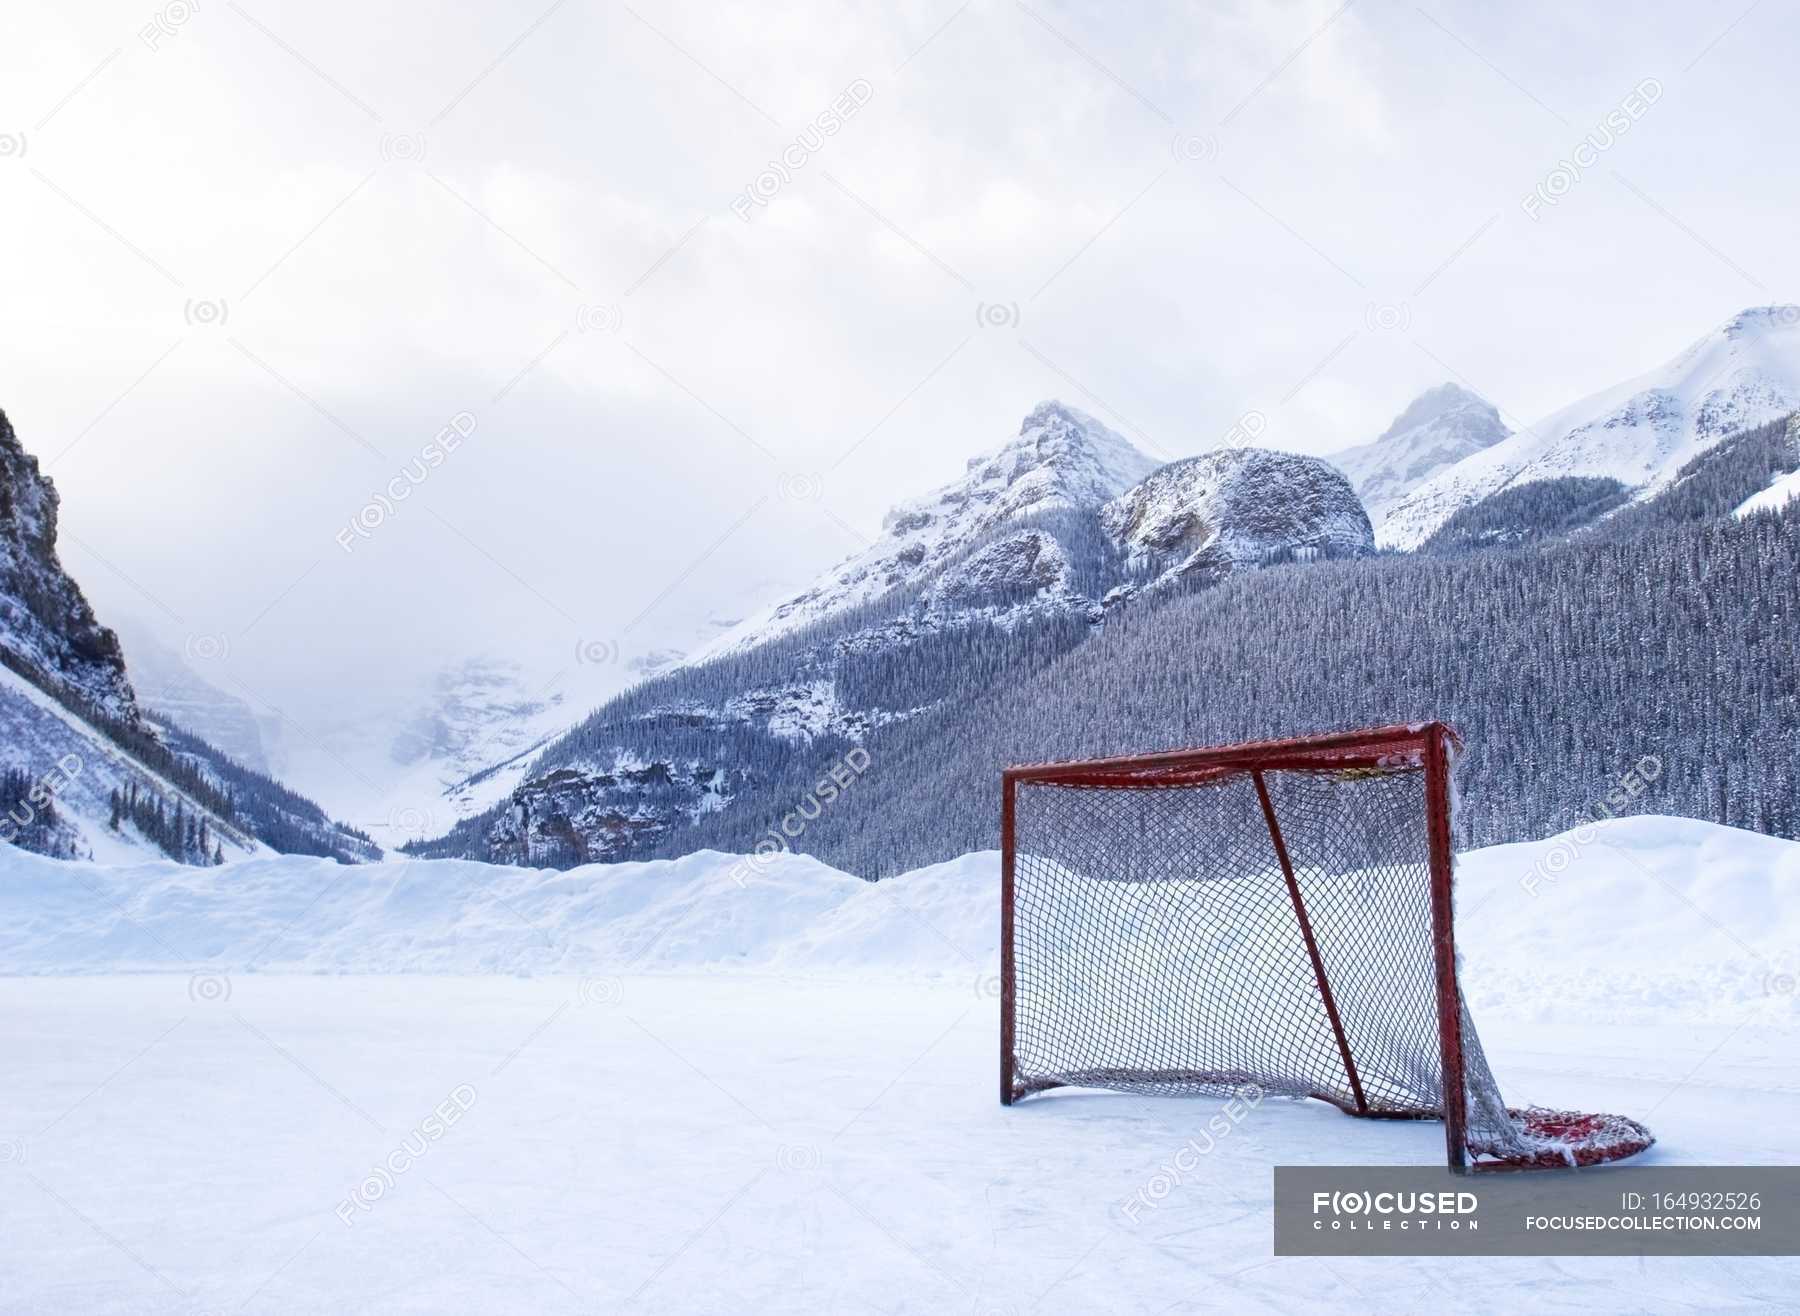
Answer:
[999,723,1654,1173]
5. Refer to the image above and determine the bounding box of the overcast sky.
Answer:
[3,0,1795,759]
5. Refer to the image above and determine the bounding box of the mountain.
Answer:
[1420,412,1800,553]
[392,658,567,785]
[0,408,376,865]
[1101,447,1372,600]
[1326,383,1510,525]
[411,403,1372,867]
[112,617,273,773]
[383,656,573,841]
[748,472,1800,877]
[1735,416,1800,518]
[0,412,137,723]
[1380,305,1800,549]
[695,401,1160,658]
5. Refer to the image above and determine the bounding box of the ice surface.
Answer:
[0,815,1794,1312]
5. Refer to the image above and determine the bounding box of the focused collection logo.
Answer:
[1310,1188,1481,1232]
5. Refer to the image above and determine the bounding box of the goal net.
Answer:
[999,723,1653,1171]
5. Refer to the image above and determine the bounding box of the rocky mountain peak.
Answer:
[1375,382,1501,444]
[1380,305,1800,549]
[987,400,1161,505]
[1102,447,1373,592]
[707,401,1156,656]
[1329,383,1510,528]
[1721,304,1800,343]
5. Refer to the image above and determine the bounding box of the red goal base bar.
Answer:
[998,723,1657,1174]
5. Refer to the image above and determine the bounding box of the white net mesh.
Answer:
[1005,741,1652,1170]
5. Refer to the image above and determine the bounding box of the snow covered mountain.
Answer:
[1736,415,1800,518]
[0,408,375,864]
[697,401,1160,658]
[1326,383,1510,525]
[415,403,1372,866]
[1380,305,1800,549]
[383,657,575,839]
[392,658,568,786]
[259,650,650,849]
[0,412,138,723]
[112,617,273,774]
[1102,447,1372,599]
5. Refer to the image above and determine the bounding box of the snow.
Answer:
[1099,447,1373,591]
[0,845,993,977]
[0,663,267,864]
[690,400,1159,661]
[1,816,1794,1311]
[1736,465,1800,518]
[261,658,620,849]
[1327,382,1511,525]
[1380,305,1800,549]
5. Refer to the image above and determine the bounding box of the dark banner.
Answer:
[1274,1167,1800,1256]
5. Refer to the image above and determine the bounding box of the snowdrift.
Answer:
[0,816,1794,1025]
[0,844,996,978]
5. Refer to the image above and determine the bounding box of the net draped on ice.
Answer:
[999,724,1654,1171]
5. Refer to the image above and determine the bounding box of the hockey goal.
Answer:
[999,723,1654,1172]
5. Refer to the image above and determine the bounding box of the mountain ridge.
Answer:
[0,409,378,865]
[694,400,1160,661]
[412,403,1372,865]
[1327,382,1510,525]
[1379,305,1800,548]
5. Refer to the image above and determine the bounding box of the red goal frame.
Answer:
[999,722,1653,1173]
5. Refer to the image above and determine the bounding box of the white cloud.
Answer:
[0,0,1793,800]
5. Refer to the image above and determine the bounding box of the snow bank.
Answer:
[1454,815,1800,1026]
[0,844,996,979]
[0,816,1794,1024]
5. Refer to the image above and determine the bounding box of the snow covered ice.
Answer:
[0,816,1795,1312]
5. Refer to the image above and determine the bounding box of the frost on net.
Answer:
[1000,725,1653,1171]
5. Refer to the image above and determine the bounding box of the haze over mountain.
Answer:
[1327,383,1510,525]
[412,402,1372,866]
[0,410,376,864]
[696,402,1161,659]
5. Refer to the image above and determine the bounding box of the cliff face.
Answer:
[0,409,377,865]
[1101,447,1374,594]
[0,409,139,723]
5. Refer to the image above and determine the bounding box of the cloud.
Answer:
[2,0,1792,800]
